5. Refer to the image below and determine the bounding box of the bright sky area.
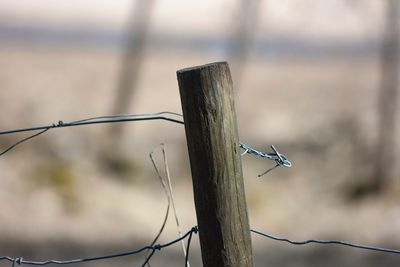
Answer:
[0,0,385,40]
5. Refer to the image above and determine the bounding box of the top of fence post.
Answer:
[177,61,254,267]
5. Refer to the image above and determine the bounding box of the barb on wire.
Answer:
[0,227,198,266]
[240,143,292,177]
[0,112,292,175]
[251,229,400,255]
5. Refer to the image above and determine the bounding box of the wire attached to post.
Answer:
[240,143,292,177]
[0,112,292,176]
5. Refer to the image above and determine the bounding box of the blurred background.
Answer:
[0,0,399,266]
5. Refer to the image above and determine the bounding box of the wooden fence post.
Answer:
[177,62,254,267]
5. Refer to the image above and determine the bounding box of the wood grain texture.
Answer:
[177,62,253,267]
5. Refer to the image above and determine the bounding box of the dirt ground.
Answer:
[0,43,399,266]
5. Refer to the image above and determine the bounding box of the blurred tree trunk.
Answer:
[374,0,399,192]
[228,0,261,87]
[110,0,154,141]
[102,1,154,179]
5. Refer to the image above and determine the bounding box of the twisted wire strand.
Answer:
[0,227,199,266]
[251,229,400,254]
[0,113,185,136]
[239,143,291,167]
[239,143,291,176]
[68,112,183,125]
[0,113,183,157]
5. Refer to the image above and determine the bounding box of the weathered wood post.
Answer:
[177,62,253,267]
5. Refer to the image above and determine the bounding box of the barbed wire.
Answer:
[239,143,291,177]
[251,229,400,255]
[0,112,292,174]
[0,112,184,158]
[0,226,198,267]
[0,112,185,136]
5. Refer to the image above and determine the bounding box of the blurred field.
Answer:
[0,42,399,266]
